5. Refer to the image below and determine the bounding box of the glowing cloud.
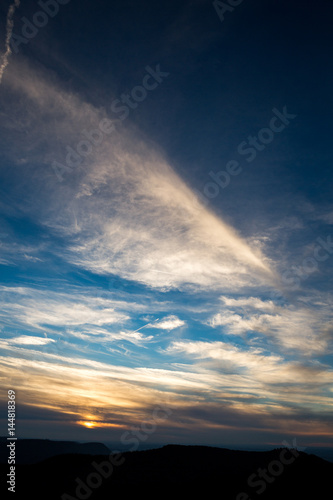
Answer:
[0,60,275,292]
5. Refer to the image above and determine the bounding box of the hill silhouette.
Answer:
[0,438,110,465]
[1,441,332,499]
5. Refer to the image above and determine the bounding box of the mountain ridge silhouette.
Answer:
[1,440,332,499]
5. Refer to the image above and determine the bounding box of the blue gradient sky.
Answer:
[0,0,332,449]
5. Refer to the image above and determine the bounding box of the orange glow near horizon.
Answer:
[80,421,97,428]
[77,420,124,429]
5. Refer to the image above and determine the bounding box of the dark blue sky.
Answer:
[0,0,332,450]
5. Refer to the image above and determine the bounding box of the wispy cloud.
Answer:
[0,286,130,331]
[206,295,333,356]
[1,337,332,442]
[165,339,333,412]
[0,0,20,83]
[68,326,154,347]
[0,59,275,293]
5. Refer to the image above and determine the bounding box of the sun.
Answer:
[80,421,97,428]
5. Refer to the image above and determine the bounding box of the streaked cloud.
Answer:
[0,59,275,294]
[165,339,333,414]
[0,285,130,331]
[1,337,332,442]
[0,0,20,83]
[207,295,333,356]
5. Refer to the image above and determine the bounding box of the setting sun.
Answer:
[80,421,97,429]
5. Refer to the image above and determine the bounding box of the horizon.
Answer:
[1,0,333,456]
[2,435,333,465]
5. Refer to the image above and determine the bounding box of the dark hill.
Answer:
[1,442,332,499]
[0,437,110,464]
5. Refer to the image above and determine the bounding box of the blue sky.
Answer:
[0,0,332,450]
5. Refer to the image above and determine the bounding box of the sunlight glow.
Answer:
[79,421,97,428]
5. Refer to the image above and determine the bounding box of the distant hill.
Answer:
[0,438,110,464]
[1,442,332,499]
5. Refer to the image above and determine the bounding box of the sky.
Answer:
[0,0,332,451]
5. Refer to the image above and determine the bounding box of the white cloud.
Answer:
[167,340,282,373]
[0,59,276,293]
[68,326,153,346]
[149,315,185,330]
[9,335,55,346]
[208,296,333,355]
[0,286,130,331]
[220,296,277,312]
[165,339,333,390]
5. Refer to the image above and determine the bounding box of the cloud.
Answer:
[220,296,277,312]
[166,340,283,374]
[0,58,276,293]
[68,326,153,346]
[0,0,20,83]
[165,339,333,408]
[0,285,131,331]
[1,331,333,441]
[8,335,55,346]
[149,315,185,330]
[207,295,333,356]
[0,285,185,356]
[1,54,332,445]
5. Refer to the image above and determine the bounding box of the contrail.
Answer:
[132,318,160,333]
[0,0,20,84]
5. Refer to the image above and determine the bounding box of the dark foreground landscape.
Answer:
[1,440,333,499]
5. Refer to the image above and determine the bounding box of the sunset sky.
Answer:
[0,0,332,451]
